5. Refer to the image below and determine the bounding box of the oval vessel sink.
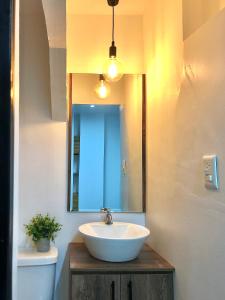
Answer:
[79,222,150,262]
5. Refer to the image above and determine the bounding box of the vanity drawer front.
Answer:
[71,274,120,300]
[121,273,173,300]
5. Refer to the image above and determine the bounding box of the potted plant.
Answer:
[25,214,62,252]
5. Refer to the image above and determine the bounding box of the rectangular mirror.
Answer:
[67,73,146,212]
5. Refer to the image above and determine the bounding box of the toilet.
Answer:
[17,247,58,300]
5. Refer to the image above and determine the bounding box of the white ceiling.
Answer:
[67,0,146,15]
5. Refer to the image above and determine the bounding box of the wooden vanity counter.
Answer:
[69,243,174,300]
[69,243,174,274]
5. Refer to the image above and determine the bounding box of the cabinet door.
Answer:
[121,274,173,300]
[71,274,120,300]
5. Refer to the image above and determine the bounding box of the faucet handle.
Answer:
[101,208,111,213]
[101,208,113,225]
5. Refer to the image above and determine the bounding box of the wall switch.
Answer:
[203,155,219,190]
[122,159,127,176]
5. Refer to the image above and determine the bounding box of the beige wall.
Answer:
[67,14,144,74]
[183,0,225,39]
[67,0,146,15]
[144,1,225,299]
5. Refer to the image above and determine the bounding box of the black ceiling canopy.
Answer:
[107,0,119,7]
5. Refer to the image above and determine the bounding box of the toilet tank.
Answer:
[17,247,58,300]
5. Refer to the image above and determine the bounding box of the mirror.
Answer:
[67,73,146,212]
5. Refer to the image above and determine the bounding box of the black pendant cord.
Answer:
[112,6,115,43]
[109,5,117,57]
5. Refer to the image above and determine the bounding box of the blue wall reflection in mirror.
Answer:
[71,105,121,211]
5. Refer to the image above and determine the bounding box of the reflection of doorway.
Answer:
[0,1,14,299]
[72,105,121,211]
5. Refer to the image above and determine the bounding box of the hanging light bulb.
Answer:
[103,1,124,82]
[95,74,111,99]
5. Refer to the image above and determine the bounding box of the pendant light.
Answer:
[95,74,111,99]
[103,0,124,82]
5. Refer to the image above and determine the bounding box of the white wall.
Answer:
[183,0,225,39]
[19,1,145,299]
[144,1,225,299]
[42,0,67,121]
[67,14,144,74]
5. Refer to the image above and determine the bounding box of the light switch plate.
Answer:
[203,155,219,190]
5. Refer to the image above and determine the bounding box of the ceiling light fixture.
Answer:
[95,74,111,99]
[103,0,124,82]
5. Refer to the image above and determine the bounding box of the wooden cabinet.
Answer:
[121,274,173,300]
[69,244,174,300]
[72,274,120,300]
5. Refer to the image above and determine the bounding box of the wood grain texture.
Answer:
[121,274,173,300]
[69,243,174,274]
[67,73,73,211]
[72,274,120,300]
[142,73,147,212]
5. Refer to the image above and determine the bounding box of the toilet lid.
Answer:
[17,247,58,266]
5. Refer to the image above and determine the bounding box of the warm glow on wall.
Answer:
[144,0,183,101]
[67,15,144,74]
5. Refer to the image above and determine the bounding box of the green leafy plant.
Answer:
[24,214,62,242]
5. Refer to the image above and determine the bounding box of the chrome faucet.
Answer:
[101,208,113,225]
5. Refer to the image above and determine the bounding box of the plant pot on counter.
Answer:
[36,238,50,252]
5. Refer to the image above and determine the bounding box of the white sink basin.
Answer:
[79,222,150,262]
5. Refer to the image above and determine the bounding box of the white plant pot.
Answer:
[36,238,50,252]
